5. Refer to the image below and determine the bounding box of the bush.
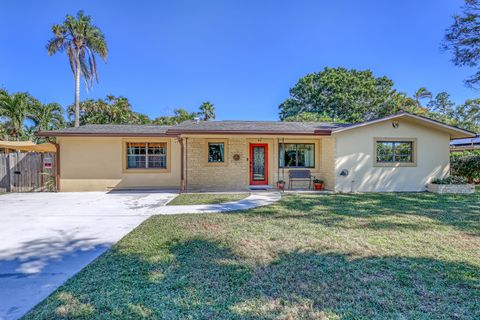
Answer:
[451,150,480,157]
[450,153,480,183]
[431,176,469,184]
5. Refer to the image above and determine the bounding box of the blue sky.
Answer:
[0,0,475,121]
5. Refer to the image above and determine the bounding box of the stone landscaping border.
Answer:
[426,183,475,194]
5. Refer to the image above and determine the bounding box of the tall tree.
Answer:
[0,89,8,140]
[153,108,198,125]
[413,87,432,105]
[378,91,416,117]
[68,95,149,125]
[278,67,396,123]
[283,111,344,123]
[427,92,455,117]
[455,98,480,132]
[0,92,37,140]
[29,102,65,131]
[47,11,108,127]
[443,0,480,86]
[199,101,215,121]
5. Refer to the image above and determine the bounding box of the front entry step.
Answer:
[248,185,275,191]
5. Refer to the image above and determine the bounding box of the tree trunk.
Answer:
[74,56,81,127]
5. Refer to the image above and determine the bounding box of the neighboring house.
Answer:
[450,135,480,152]
[38,111,475,193]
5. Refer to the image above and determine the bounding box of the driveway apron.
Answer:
[0,191,177,320]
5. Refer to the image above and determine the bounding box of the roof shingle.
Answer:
[37,121,349,136]
[168,120,349,134]
[38,124,172,136]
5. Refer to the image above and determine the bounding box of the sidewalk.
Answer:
[157,191,281,214]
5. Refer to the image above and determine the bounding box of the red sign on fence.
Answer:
[43,156,53,169]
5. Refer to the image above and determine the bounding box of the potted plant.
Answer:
[313,178,324,190]
[276,180,285,190]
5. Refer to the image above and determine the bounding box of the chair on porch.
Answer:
[288,170,315,190]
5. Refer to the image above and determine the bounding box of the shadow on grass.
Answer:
[242,192,480,235]
[25,239,480,319]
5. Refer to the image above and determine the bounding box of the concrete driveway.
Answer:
[0,191,177,320]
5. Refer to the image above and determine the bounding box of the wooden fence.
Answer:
[0,152,56,192]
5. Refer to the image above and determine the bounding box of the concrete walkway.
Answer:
[159,192,281,214]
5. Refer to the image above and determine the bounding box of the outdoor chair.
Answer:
[288,170,315,190]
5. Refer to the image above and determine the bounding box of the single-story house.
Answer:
[450,134,480,152]
[37,111,476,193]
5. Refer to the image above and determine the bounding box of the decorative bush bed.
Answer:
[450,151,480,183]
[427,176,475,194]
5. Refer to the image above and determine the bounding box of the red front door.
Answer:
[249,144,268,185]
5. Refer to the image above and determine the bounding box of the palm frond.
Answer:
[47,10,108,127]
[66,44,76,75]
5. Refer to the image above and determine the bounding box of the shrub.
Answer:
[450,153,480,183]
[431,176,468,185]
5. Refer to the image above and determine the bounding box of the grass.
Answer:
[167,193,249,205]
[25,188,480,319]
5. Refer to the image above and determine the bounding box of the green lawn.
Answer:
[25,189,480,319]
[167,193,249,205]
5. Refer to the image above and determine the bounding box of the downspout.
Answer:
[185,137,188,193]
[277,138,279,183]
[178,137,185,193]
[281,138,285,182]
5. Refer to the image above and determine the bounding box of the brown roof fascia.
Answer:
[35,132,178,137]
[37,129,333,137]
[168,129,332,136]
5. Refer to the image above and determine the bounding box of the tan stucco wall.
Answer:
[184,135,334,191]
[58,137,181,191]
[334,118,451,192]
[56,119,450,193]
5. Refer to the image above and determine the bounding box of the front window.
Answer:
[279,143,315,168]
[208,142,225,162]
[127,142,167,169]
[376,141,413,163]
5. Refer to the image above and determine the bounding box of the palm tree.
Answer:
[413,87,432,105]
[199,101,215,121]
[0,92,35,140]
[47,11,108,127]
[29,102,65,132]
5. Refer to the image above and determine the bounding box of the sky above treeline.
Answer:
[0,0,475,121]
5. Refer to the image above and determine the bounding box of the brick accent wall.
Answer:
[185,137,249,190]
[185,136,336,191]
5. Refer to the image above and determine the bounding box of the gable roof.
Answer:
[37,121,349,137]
[332,111,477,139]
[36,111,476,139]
